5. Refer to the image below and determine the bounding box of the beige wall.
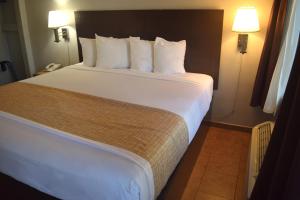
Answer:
[24,0,273,127]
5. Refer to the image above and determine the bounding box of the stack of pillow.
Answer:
[79,35,186,74]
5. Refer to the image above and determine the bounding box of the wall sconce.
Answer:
[48,10,69,42]
[232,7,260,54]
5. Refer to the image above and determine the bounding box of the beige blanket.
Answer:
[0,82,189,196]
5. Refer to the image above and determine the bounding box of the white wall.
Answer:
[24,0,273,127]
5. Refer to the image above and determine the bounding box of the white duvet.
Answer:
[0,64,213,200]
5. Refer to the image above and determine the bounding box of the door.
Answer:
[0,0,27,85]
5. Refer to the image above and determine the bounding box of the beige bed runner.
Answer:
[0,82,189,196]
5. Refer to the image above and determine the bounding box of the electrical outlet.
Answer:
[0,62,7,72]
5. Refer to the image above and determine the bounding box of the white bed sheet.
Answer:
[0,63,213,200]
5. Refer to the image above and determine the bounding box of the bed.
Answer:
[0,10,223,200]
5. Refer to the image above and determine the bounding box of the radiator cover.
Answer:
[248,121,274,198]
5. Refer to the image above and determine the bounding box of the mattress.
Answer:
[0,63,213,200]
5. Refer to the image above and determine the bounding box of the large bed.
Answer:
[0,10,223,200]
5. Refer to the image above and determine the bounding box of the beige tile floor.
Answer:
[181,127,250,200]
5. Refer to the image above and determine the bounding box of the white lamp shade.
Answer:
[48,10,68,28]
[232,7,260,33]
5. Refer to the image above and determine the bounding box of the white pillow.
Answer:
[129,37,153,72]
[153,37,186,74]
[79,37,96,67]
[95,35,130,69]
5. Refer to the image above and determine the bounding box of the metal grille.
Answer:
[255,123,273,176]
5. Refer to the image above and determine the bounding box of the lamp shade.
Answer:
[48,10,68,28]
[232,7,260,33]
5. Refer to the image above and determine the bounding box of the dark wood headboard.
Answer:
[75,10,223,89]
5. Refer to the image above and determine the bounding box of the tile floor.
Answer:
[181,127,250,200]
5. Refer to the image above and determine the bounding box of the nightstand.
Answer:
[33,70,50,76]
[33,63,62,76]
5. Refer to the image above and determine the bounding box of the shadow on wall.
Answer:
[206,32,273,126]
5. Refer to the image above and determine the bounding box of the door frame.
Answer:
[14,0,35,76]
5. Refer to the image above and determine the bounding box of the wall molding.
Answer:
[203,120,252,133]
